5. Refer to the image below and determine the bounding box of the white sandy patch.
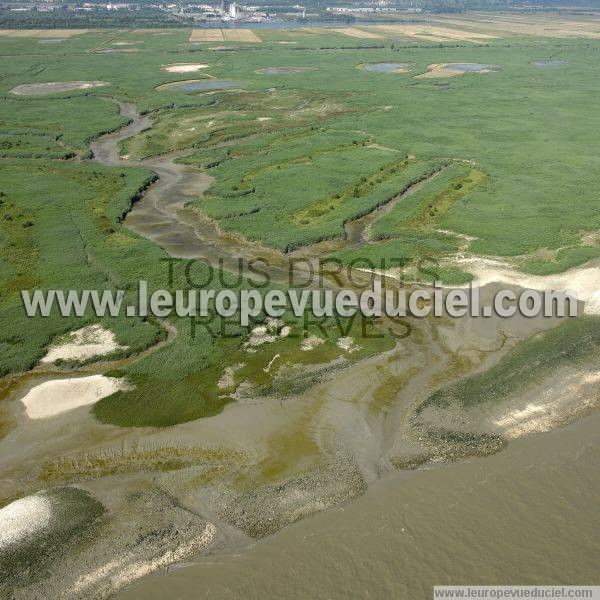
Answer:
[493,370,600,438]
[243,319,290,351]
[266,317,284,331]
[163,63,210,73]
[244,325,277,350]
[257,117,272,122]
[301,335,325,351]
[336,336,360,353]
[68,522,216,597]
[356,266,404,285]
[20,375,127,419]
[218,363,244,390]
[495,403,548,430]
[0,494,52,549]
[456,256,600,314]
[263,353,280,373]
[41,324,125,363]
[586,290,600,315]
[433,228,478,242]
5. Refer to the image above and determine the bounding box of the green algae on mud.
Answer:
[38,444,248,483]
[93,318,395,428]
[0,487,104,596]
[396,316,600,466]
[418,316,600,413]
[115,412,600,600]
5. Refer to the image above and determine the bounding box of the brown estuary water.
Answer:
[98,101,599,598]
[118,412,600,599]
[0,99,598,599]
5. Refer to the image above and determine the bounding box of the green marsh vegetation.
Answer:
[417,316,600,413]
[1,29,599,427]
[0,486,104,594]
[0,160,162,375]
[330,164,484,282]
[0,154,390,426]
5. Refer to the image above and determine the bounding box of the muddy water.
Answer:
[81,101,599,596]
[363,62,410,73]
[91,102,293,284]
[446,63,495,72]
[257,67,312,75]
[157,80,241,92]
[90,102,435,288]
[117,412,600,599]
[532,60,567,67]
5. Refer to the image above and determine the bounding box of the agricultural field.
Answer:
[0,16,600,599]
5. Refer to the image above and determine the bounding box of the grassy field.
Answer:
[1,25,599,425]
[0,159,162,375]
[16,27,594,269]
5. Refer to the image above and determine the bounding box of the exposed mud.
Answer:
[1,96,598,599]
[416,63,497,78]
[9,81,109,96]
[454,255,600,315]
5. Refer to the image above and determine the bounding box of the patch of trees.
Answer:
[0,9,193,29]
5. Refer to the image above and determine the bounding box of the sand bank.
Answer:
[301,335,325,351]
[20,375,127,419]
[336,337,360,353]
[416,63,495,78]
[68,523,216,597]
[163,63,210,73]
[41,324,125,363]
[493,369,600,438]
[456,256,600,314]
[0,494,52,550]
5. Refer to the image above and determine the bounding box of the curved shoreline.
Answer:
[92,100,600,303]
[90,101,450,287]
[1,98,598,600]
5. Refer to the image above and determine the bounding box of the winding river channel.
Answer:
[1,100,597,600]
[89,102,600,599]
[91,101,446,291]
[91,102,292,283]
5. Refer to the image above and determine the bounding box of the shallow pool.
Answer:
[446,63,494,72]
[531,60,567,67]
[363,62,410,73]
[258,67,311,75]
[164,80,241,91]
